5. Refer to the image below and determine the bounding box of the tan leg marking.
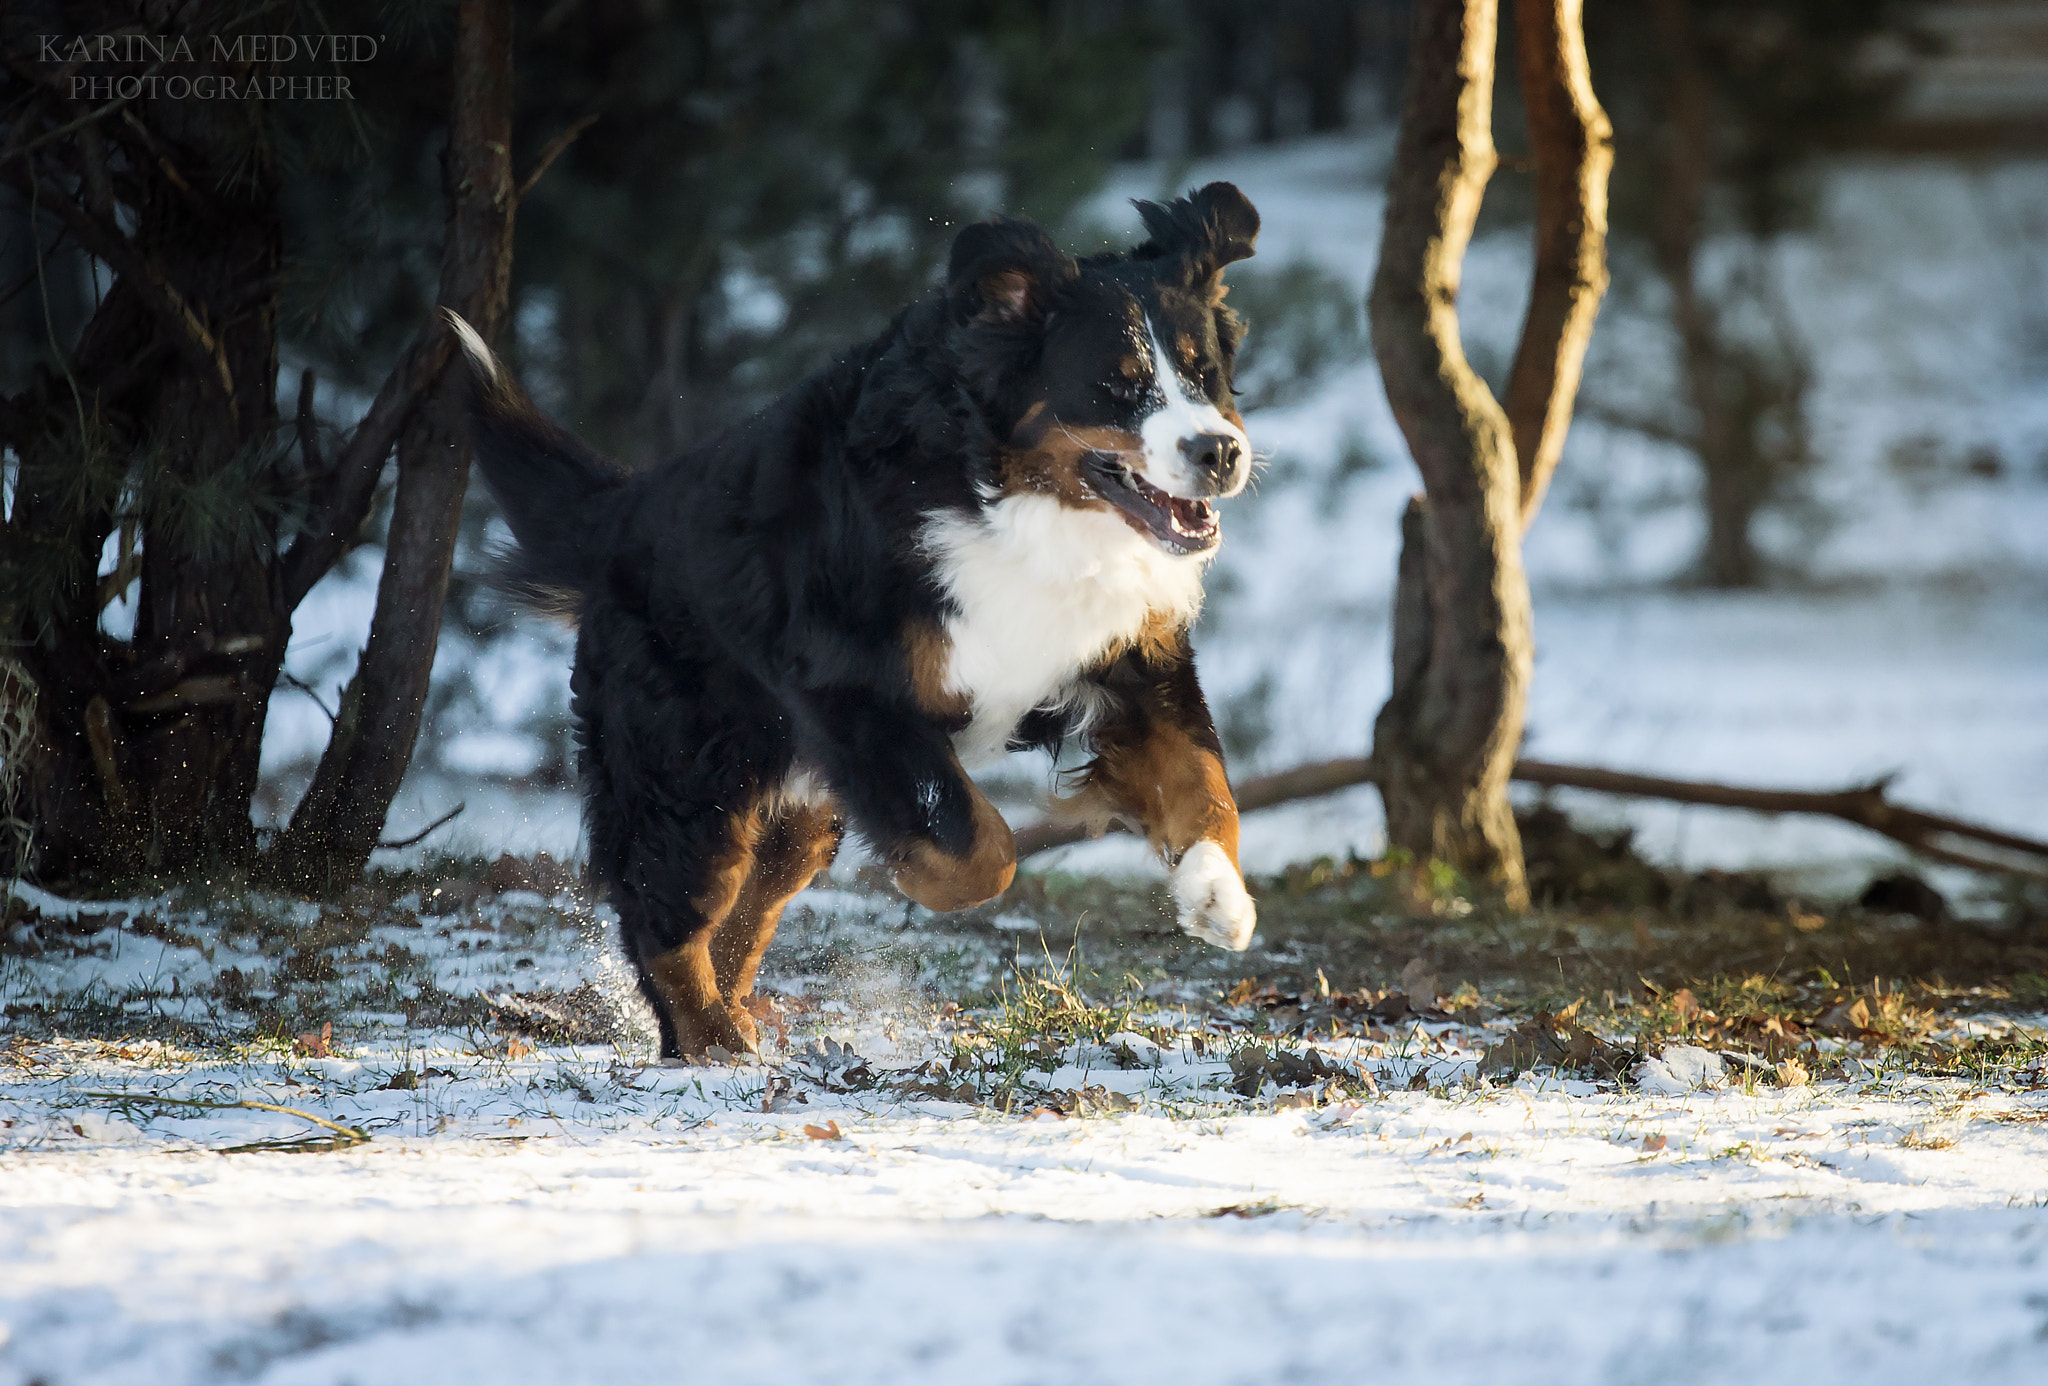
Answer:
[645,934,758,1055]
[643,813,764,1057]
[1070,720,1253,949]
[1071,720,1240,867]
[710,803,841,1008]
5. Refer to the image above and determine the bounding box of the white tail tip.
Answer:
[443,309,500,386]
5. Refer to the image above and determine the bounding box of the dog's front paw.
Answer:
[1170,840,1256,951]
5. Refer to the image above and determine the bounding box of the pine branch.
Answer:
[278,329,454,609]
[516,113,597,204]
[0,65,162,168]
[6,170,237,404]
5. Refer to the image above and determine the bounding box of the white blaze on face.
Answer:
[1134,318,1248,500]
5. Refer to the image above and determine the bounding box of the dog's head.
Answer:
[947,182,1259,556]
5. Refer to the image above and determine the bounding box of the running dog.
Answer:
[455,182,1262,1058]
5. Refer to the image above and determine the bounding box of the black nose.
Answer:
[1179,432,1243,491]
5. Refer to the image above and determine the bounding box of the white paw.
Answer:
[1170,840,1256,951]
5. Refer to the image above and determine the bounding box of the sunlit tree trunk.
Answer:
[1369,0,1610,908]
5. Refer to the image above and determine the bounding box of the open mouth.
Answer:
[1080,452,1221,555]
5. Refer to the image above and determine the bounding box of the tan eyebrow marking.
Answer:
[1009,400,1052,446]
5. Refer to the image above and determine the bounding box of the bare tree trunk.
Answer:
[1505,0,1612,529]
[1369,0,1609,909]
[1648,0,1794,590]
[271,0,516,886]
[1370,0,1532,906]
[1647,0,1730,581]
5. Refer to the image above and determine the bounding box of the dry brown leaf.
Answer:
[503,1037,534,1060]
[1478,1011,1631,1080]
[802,1120,843,1141]
[1821,997,1873,1035]
[1641,1134,1668,1153]
[1898,1128,1956,1150]
[1207,1199,1282,1219]
[1669,989,1699,1021]
[292,1022,333,1059]
[1774,1058,1810,1089]
[740,994,790,1048]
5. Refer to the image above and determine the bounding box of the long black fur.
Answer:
[459,184,1258,1051]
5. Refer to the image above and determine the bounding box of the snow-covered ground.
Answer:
[6,881,2048,1385]
[9,1066,2048,1384]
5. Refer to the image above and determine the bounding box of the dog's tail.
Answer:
[447,309,627,599]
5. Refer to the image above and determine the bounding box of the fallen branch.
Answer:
[1011,756,2048,881]
[1511,760,2048,881]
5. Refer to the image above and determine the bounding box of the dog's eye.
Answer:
[1105,375,1142,404]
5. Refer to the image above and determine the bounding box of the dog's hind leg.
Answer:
[617,806,771,1059]
[710,802,842,1023]
[642,934,756,1057]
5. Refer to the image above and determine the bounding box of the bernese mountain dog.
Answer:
[452,182,1262,1059]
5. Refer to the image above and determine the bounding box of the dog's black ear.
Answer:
[1132,182,1260,297]
[947,218,1076,327]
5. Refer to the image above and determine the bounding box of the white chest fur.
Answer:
[922,494,1207,766]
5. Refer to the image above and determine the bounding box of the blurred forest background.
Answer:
[3,0,2045,893]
